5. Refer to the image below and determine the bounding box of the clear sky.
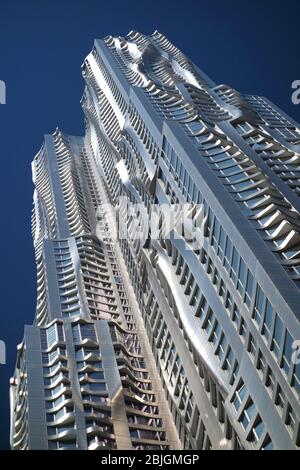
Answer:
[0,0,299,449]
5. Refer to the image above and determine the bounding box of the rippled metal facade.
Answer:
[10,129,180,450]
[11,30,300,450]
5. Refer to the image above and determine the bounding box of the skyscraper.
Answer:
[11,31,300,450]
[9,130,180,450]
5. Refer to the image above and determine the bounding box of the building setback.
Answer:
[11,31,300,450]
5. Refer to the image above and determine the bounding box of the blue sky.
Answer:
[0,0,299,449]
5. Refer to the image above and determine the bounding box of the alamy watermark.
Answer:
[96,198,205,251]
[0,340,6,365]
[291,80,300,105]
[0,80,6,104]
[95,196,300,367]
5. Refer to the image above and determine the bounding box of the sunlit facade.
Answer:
[11,31,300,450]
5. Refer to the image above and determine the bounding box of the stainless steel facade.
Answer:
[11,30,300,450]
[10,129,180,450]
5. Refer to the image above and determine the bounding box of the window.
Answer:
[161,332,171,362]
[197,297,209,319]
[257,350,266,375]
[171,355,180,387]
[271,314,283,358]
[240,317,247,339]
[75,348,85,361]
[41,324,61,349]
[204,309,213,334]
[262,300,273,341]
[49,440,77,450]
[201,249,207,265]
[181,265,189,285]
[292,362,300,397]
[46,395,64,410]
[225,292,233,312]
[170,149,177,170]
[210,321,221,346]
[231,361,240,384]
[286,404,296,432]
[47,325,58,347]
[217,334,227,361]
[252,417,265,443]
[186,393,194,423]
[240,400,256,430]
[224,348,234,372]
[232,305,240,328]
[89,371,105,380]
[266,367,275,392]
[233,382,247,411]
[207,258,213,274]
[224,237,232,273]
[275,385,286,411]
[219,280,226,299]
[245,270,254,308]
[190,284,200,307]
[217,226,226,259]
[237,258,246,295]
[260,435,273,450]
[185,274,195,295]
[253,286,265,325]
[176,256,184,275]
[178,366,185,389]
[213,269,220,286]
[230,247,239,283]
[73,323,97,343]
[168,344,176,368]
[212,218,220,250]
[282,330,293,375]
[248,334,257,357]
[180,381,190,410]
[86,382,107,392]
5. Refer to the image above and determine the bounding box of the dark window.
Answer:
[190,284,200,307]
[257,350,266,375]
[252,417,265,443]
[233,382,247,411]
[225,291,233,312]
[210,321,221,344]
[260,435,273,450]
[262,300,273,341]
[232,305,240,328]
[253,286,265,325]
[230,247,239,283]
[224,348,234,371]
[282,330,293,375]
[248,334,257,357]
[271,314,283,358]
[213,269,220,286]
[217,334,227,361]
[240,400,256,430]
[240,317,247,338]
[212,218,220,249]
[266,367,275,392]
[217,226,226,260]
[231,361,240,384]
[224,237,232,273]
[219,280,226,299]
[286,404,296,431]
[237,258,246,295]
[245,270,254,308]
[275,385,285,411]
[292,361,300,397]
